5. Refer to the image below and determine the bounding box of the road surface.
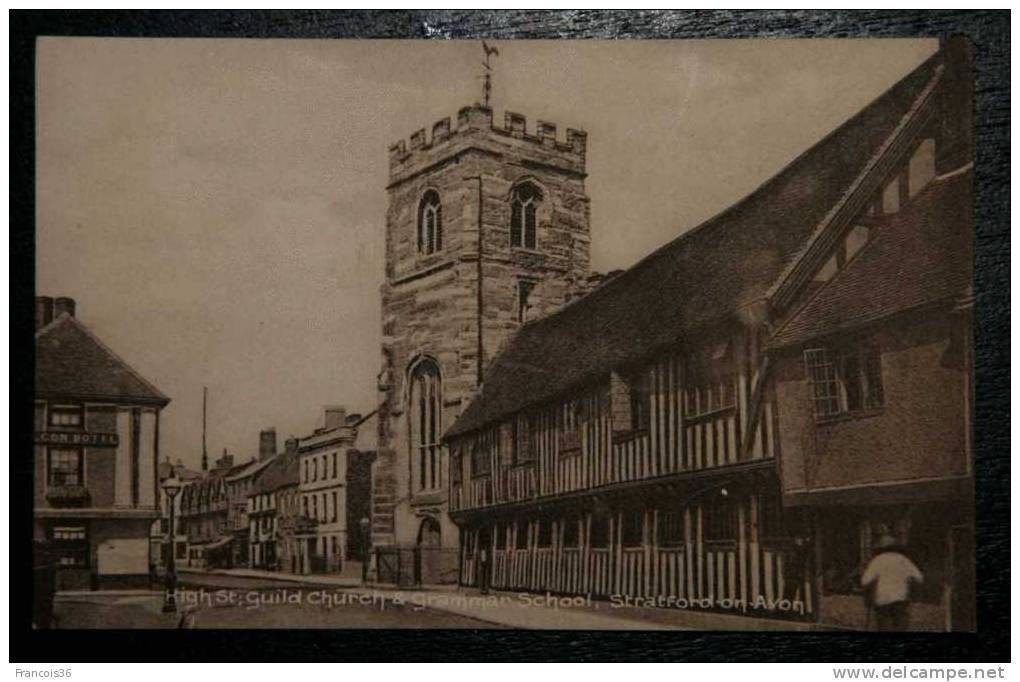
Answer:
[54,573,502,629]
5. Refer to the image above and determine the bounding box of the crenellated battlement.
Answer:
[388,104,587,180]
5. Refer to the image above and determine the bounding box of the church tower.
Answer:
[371,104,591,580]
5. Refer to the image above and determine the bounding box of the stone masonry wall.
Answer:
[375,104,591,555]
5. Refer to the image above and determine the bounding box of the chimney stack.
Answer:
[259,428,277,461]
[284,436,299,457]
[324,406,346,430]
[35,296,54,330]
[53,297,76,319]
[215,448,234,471]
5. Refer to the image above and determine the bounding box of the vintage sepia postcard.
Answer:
[31,34,977,637]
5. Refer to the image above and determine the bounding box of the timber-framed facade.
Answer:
[443,41,974,629]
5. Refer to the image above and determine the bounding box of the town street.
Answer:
[52,569,831,630]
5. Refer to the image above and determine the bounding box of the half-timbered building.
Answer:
[444,44,972,627]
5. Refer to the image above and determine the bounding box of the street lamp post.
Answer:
[359,516,370,584]
[161,476,183,614]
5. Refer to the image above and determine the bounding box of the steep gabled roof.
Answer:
[767,167,973,349]
[35,313,169,404]
[447,53,942,440]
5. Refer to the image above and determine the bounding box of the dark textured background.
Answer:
[10,10,1009,663]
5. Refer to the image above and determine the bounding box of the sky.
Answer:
[36,38,937,471]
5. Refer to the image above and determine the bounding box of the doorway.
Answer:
[415,517,442,585]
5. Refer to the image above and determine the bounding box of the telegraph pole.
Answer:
[201,386,208,471]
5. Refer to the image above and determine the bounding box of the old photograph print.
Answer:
[33,37,974,632]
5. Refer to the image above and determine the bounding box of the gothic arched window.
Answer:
[510,182,542,249]
[409,358,442,491]
[418,190,443,256]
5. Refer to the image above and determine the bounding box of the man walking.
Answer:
[781,535,810,608]
[861,532,924,631]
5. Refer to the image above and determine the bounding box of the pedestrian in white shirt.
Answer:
[861,533,923,631]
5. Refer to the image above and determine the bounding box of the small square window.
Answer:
[804,338,884,419]
[49,405,84,428]
[52,525,88,567]
[48,447,83,487]
[704,497,737,543]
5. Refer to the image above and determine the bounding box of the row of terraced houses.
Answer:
[367,41,974,631]
[173,410,377,578]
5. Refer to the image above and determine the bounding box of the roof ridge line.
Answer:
[34,312,68,338]
[510,56,945,335]
[765,63,945,307]
[767,172,969,349]
[766,219,891,349]
[49,314,170,403]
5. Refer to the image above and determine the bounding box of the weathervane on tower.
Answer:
[481,40,499,107]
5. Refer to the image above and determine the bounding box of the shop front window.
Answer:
[52,526,88,567]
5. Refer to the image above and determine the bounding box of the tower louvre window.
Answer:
[510,182,542,249]
[418,190,443,256]
[410,358,442,492]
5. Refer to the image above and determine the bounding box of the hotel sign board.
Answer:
[35,431,120,447]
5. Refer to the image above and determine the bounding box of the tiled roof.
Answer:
[35,313,169,404]
[158,460,204,482]
[298,408,379,450]
[446,53,942,439]
[767,167,973,348]
[224,455,275,482]
[254,450,299,494]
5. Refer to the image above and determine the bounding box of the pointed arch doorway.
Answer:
[415,516,442,585]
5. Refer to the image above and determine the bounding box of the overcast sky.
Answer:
[36,38,937,470]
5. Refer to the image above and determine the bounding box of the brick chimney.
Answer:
[259,428,277,461]
[215,450,234,471]
[324,406,346,430]
[284,436,299,457]
[53,297,76,319]
[35,296,54,330]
